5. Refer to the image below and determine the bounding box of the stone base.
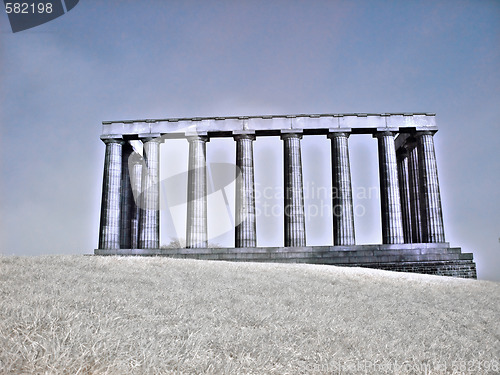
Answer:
[94,242,477,279]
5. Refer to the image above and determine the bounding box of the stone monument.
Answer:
[95,113,477,279]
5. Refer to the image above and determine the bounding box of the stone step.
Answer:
[212,252,463,263]
[115,246,458,256]
[94,245,472,264]
[104,250,470,264]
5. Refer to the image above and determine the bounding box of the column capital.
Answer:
[138,133,162,141]
[100,135,124,145]
[233,133,256,141]
[187,135,210,143]
[140,137,162,144]
[373,130,396,139]
[280,131,303,140]
[327,131,350,139]
[413,130,437,137]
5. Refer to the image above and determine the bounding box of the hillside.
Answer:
[0,255,499,374]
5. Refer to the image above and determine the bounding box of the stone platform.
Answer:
[94,242,477,279]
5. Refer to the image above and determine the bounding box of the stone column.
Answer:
[234,134,257,247]
[397,146,412,243]
[408,141,423,243]
[186,135,209,248]
[328,132,355,245]
[138,137,161,249]
[119,142,134,248]
[416,131,445,243]
[374,131,404,244]
[281,132,306,247]
[129,151,143,249]
[98,137,124,249]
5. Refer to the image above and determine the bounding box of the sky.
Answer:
[0,0,499,281]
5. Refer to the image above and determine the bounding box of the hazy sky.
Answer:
[1,0,499,281]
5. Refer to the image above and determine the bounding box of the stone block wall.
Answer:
[349,260,477,279]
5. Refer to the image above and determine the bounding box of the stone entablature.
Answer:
[101,112,437,139]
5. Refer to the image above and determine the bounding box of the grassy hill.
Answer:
[1,255,499,374]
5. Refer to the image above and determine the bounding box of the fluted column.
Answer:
[281,132,306,247]
[416,131,445,243]
[138,138,161,249]
[408,141,423,243]
[234,134,257,247]
[120,143,134,248]
[98,138,124,249]
[129,151,143,249]
[186,135,209,248]
[328,132,355,245]
[397,146,412,243]
[375,131,404,244]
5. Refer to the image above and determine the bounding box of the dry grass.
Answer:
[0,255,499,374]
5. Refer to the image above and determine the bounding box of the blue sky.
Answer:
[1,0,499,280]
